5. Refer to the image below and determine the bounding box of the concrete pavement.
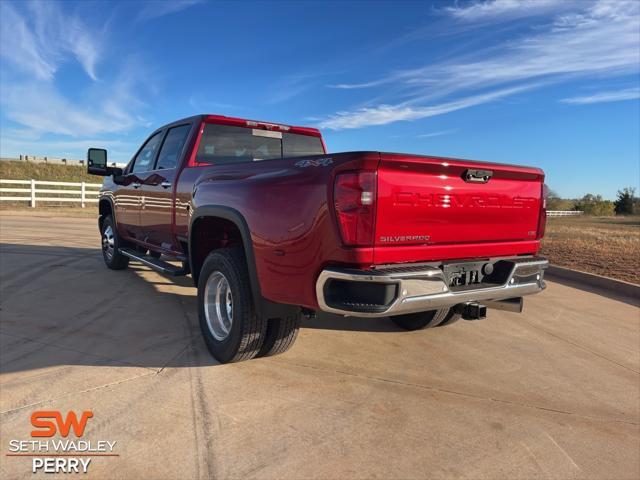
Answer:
[1,213,638,479]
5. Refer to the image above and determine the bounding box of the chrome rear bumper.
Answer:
[316,257,548,317]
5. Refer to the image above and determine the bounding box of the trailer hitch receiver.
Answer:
[455,302,487,320]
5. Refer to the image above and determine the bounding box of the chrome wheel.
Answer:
[102,225,115,260]
[204,271,233,341]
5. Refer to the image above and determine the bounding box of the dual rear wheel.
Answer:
[102,216,454,362]
[197,247,459,361]
[197,248,300,363]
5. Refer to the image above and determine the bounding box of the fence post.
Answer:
[81,181,86,208]
[30,179,36,208]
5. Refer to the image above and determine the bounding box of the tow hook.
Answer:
[455,302,487,320]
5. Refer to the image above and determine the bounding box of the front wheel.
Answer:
[391,308,451,330]
[197,248,267,363]
[100,215,129,270]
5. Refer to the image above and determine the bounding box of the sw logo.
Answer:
[31,410,93,438]
[7,410,117,474]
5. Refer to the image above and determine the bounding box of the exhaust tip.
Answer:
[485,297,524,313]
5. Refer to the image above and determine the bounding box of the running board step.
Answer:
[119,248,190,276]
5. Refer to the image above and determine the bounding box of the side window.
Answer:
[132,132,163,173]
[283,132,324,157]
[155,125,191,170]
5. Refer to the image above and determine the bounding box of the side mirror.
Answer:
[87,148,108,175]
[112,171,125,184]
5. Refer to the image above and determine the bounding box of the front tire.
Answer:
[100,215,129,270]
[198,248,267,363]
[391,308,451,330]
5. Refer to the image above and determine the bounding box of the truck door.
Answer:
[114,131,164,241]
[138,124,192,252]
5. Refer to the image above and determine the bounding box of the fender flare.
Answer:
[189,205,262,312]
[97,195,116,230]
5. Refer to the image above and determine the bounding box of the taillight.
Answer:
[334,171,377,246]
[537,183,547,239]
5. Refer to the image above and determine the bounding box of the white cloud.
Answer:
[417,129,457,138]
[560,88,640,105]
[318,0,640,129]
[427,3,640,91]
[1,61,149,138]
[319,84,536,130]
[137,0,204,22]
[0,2,55,80]
[267,75,315,104]
[445,0,575,22]
[0,1,152,153]
[0,0,103,81]
[337,1,639,92]
[327,80,388,90]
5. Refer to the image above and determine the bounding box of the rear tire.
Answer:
[197,248,267,363]
[258,313,301,357]
[437,309,461,327]
[100,215,129,270]
[391,308,450,330]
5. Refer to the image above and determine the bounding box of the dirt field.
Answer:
[541,216,640,284]
[1,214,639,480]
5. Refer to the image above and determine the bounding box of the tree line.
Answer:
[546,187,639,216]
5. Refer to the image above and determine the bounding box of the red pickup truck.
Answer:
[87,114,548,363]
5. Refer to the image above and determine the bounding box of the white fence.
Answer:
[0,183,591,214]
[547,210,583,217]
[0,179,102,208]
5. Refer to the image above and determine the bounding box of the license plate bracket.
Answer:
[442,261,487,288]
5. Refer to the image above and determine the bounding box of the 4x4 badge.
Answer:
[295,158,333,168]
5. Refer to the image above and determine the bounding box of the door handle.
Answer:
[160,181,172,189]
[132,182,141,189]
[463,169,493,184]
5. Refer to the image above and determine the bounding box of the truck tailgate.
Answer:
[375,153,544,259]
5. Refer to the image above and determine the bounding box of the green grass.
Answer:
[0,160,98,183]
[0,161,100,211]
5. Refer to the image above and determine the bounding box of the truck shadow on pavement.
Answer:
[0,243,400,376]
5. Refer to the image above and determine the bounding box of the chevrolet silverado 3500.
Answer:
[87,114,548,363]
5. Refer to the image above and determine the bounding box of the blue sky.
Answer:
[0,0,638,199]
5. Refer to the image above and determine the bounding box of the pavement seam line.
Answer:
[0,370,157,415]
[521,319,640,375]
[155,341,194,374]
[276,359,640,426]
[155,293,202,375]
[0,330,159,373]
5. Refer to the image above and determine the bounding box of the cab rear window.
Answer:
[195,124,323,165]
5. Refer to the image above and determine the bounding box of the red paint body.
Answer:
[102,114,545,310]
